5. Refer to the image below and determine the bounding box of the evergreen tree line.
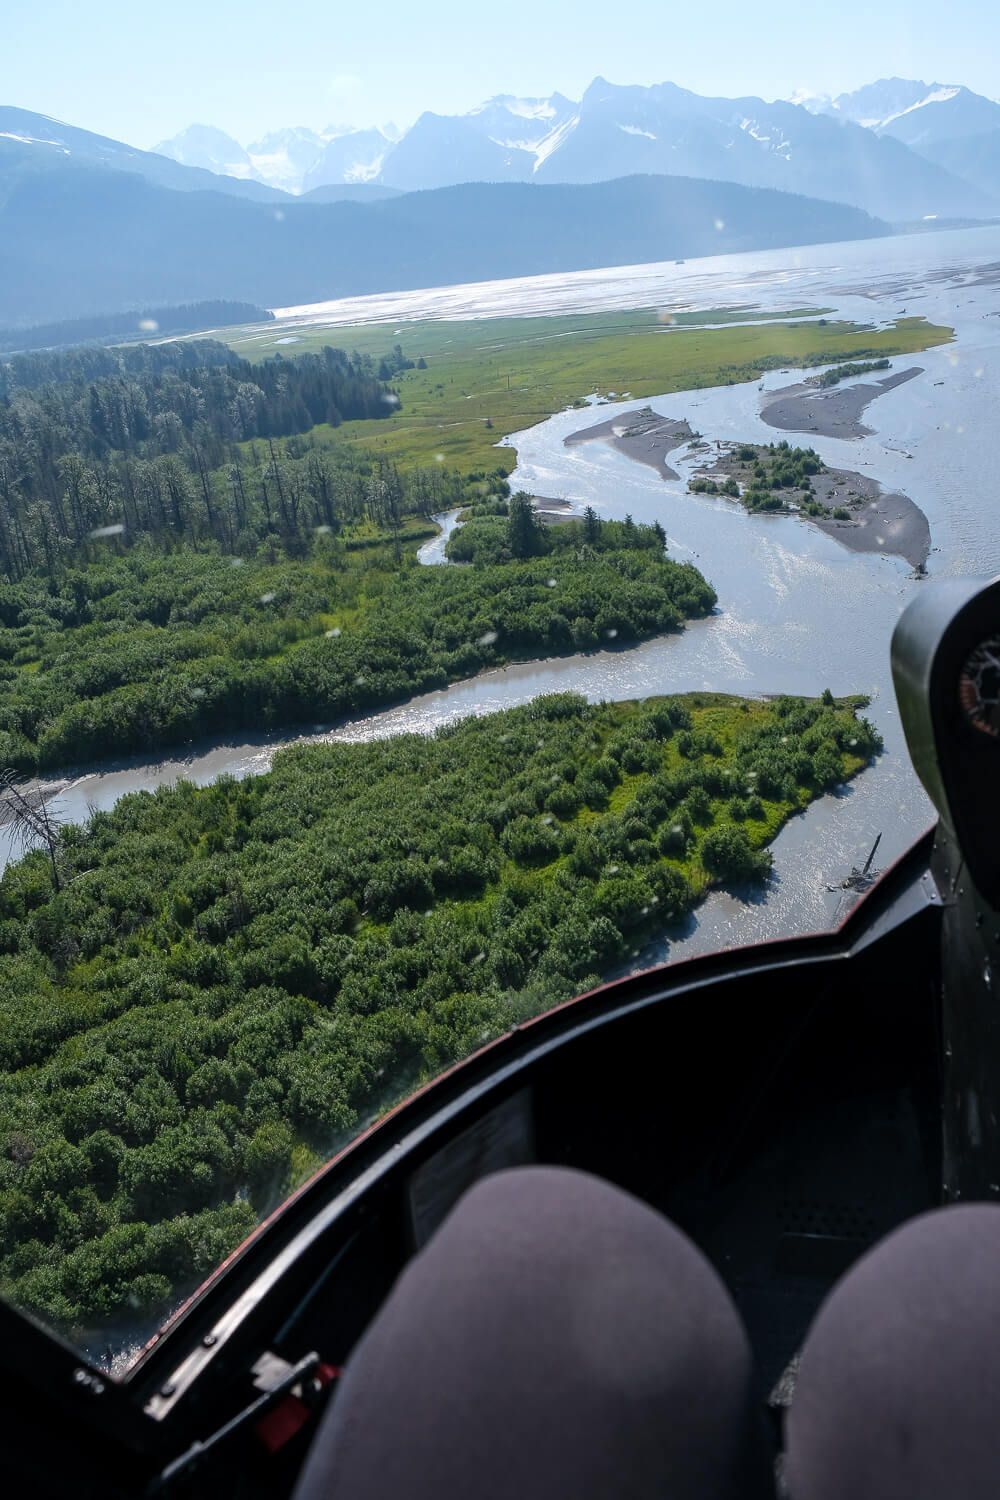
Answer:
[0,342,421,578]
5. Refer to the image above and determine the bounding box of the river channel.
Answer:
[8,225,1000,961]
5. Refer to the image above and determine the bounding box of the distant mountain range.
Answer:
[795,78,1000,147]
[153,122,400,195]
[2,75,999,333]
[150,76,1000,219]
[0,163,884,330]
[0,107,396,207]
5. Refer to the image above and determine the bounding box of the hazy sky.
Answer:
[5,0,1000,147]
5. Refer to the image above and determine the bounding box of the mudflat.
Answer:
[809,473,929,571]
[565,406,694,479]
[761,367,923,440]
[531,494,576,525]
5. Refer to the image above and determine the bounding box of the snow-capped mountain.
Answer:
[801,78,1000,148]
[301,129,393,192]
[152,76,1000,215]
[156,122,396,194]
[807,79,934,128]
[245,127,328,191]
[155,124,332,193]
[466,93,577,151]
[378,95,577,190]
[875,85,1000,149]
[360,78,995,217]
[0,106,282,201]
[525,79,992,220]
[151,123,256,180]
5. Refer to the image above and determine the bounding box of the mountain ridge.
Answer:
[0,167,886,329]
[148,76,1000,216]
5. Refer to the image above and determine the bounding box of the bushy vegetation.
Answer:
[445,496,668,567]
[742,441,824,513]
[0,690,880,1333]
[0,516,714,771]
[811,358,891,389]
[699,440,827,515]
[689,477,740,498]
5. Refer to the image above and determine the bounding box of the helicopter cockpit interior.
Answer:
[2,572,999,1496]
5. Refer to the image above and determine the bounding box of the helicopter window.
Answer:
[0,0,991,1381]
[408,1091,535,1249]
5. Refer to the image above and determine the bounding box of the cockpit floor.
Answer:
[664,1087,935,1396]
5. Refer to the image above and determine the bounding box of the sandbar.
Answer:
[761,367,923,440]
[565,406,695,480]
[531,494,576,525]
[702,449,929,571]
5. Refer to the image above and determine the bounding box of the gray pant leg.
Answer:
[294,1165,770,1500]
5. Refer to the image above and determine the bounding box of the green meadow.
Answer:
[222,308,953,472]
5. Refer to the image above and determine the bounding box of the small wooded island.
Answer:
[688,439,930,570]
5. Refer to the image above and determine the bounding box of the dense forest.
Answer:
[0,339,417,575]
[0,339,717,772]
[0,511,714,771]
[0,690,881,1331]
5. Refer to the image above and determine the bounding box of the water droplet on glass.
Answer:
[604,627,618,639]
[325,627,342,638]
[478,629,499,647]
[259,592,276,604]
[88,522,125,539]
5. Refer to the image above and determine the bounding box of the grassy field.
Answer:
[221,305,838,362]
[223,308,953,472]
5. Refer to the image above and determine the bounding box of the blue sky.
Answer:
[5,0,1000,147]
